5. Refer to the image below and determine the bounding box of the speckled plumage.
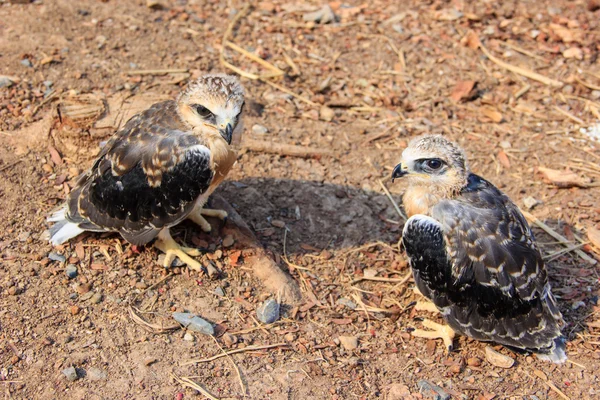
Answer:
[48,74,245,246]
[396,135,566,362]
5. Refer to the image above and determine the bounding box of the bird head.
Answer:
[392,135,469,193]
[177,74,245,145]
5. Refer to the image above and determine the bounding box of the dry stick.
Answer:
[378,179,407,221]
[522,211,597,265]
[224,41,284,76]
[211,336,246,397]
[554,105,585,125]
[350,274,412,286]
[0,159,23,173]
[182,343,289,366]
[242,138,333,158]
[501,41,547,62]
[171,373,220,400]
[126,69,188,76]
[575,76,600,91]
[362,123,399,145]
[479,44,563,87]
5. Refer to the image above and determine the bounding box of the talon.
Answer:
[411,319,456,352]
[187,207,228,232]
[154,228,203,271]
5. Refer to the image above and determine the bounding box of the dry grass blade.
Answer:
[242,138,332,158]
[127,306,180,333]
[378,179,407,222]
[479,43,563,87]
[171,373,220,400]
[224,41,284,76]
[211,336,246,397]
[126,69,188,76]
[554,105,585,125]
[575,76,600,91]
[350,274,411,285]
[181,343,289,366]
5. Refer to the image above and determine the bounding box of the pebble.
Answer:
[91,292,103,304]
[87,367,106,381]
[251,124,269,135]
[222,235,234,248]
[303,5,335,23]
[75,282,92,295]
[256,298,280,324]
[338,335,358,350]
[466,357,481,367]
[222,332,238,347]
[48,252,66,263]
[271,219,285,228]
[172,312,214,335]
[484,346,514,368]
[388,383,412,400]
[20,58,33,68]
[8,286,20,295]
[523,196,541,210]
[336,297,357,310]
[65,265,78,279]
[0,75,16,88]
[319,106,335,122]
[183,332,195,341]
[214,286,225,297]
[69,305,80,315]
[417,380,450,400]
[62,366,78,381]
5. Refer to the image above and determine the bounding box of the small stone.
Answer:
[336,297,357,310]
[251,124,269,135]
[135,281,148,290]
[484,346,514,368]
[75,282,92,294]
[42,337,54,346]
[18,231,30,242]
[69,305,80,315]
[62,366,78,382]
[87,367,106,381]
[10,355,20,364]
[222,235,234,248]
[417,380,450,400]
[65,265,78,279]
[284,332,295,342]
[466,357,481,367]
[172,312,214,335]
[214,286,225,297]
[256,298,280,324]
[523,196,541,210]
[363,268,378,279]
[303,5,335,24]
[20,58,33,68]
[271,219,285,228]
[146,0,163,9]
[183,332,195,341]
[338,335,358,350]
[319,106,335,122]
[222,332,237,347]
[387,383,412,400]
[499,140,512,149]
[144,358,157,366]
[8,286,20,295]
[91,292,103,304]
[48,252,66,263]
[0,75,16,88]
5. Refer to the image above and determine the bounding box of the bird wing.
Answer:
[403,174,564,353]
[65,101,214,245]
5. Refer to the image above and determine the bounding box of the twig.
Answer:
[479,43,563,87]
[171,373,220,400]
[128,306,180,333]
[350,274,412,286]
[522,211,597,264]
[554,105,585,125]
[378,179,407,221]
[224,41,284,76]
[211,336,246,397]
[0,160,23,173]
[259,78,317,106]
[501,41,547,62]
[182,343,289,366]
[362,123,399,145]
[126,69,188,76]
[575,76,600,91]
[242,138,333,158]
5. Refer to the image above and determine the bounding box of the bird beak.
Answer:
[391,163,408,182]
[220,123,234,144]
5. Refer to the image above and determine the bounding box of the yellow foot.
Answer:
[412,319,456,352]
[154,229,218,276]
[414,300,440,314]
[187,208,228,232]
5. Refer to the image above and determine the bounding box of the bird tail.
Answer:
[47,206,85,246]
[536,336,567,364]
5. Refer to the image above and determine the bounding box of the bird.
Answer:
[47,73,245,273]
[391,134,566,363]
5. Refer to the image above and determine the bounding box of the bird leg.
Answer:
[187,205,228,233]
[412,319,456,352]
[413,286,440,315]
[154,228,218,276]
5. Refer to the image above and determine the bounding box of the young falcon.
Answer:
[48,74,245,272]
[392,135,566,363]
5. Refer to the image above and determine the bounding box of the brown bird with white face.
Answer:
[48,74,245,273]
[392,135,566,362]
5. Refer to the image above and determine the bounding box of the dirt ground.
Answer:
[2,0,600,399]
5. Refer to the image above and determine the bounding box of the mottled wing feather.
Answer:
[64,101,214,245]
[404,174,564,354]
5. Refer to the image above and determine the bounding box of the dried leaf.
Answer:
[587,226,600,248]
[75,242,85,260]
[484,346,514,368]
[497,150,510,169]
[450,80,477,102]
[434,8,463,21]
[562,47,583,60]
[533,369,548,381]
[480,107,503,123]
[549,23,582,43]
[48,145,63,165]
[461,30,481,49]
[538,167,590,188]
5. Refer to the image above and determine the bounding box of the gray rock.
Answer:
[172,312,214,335]
[417,380,450,400]
[251,124,268,135]
[303,5,336,24]
[65,265,78,279]
[48,252,66,263]
[336,297,357,310]
[62,366,78,381]
[0,76,16,88]
[214,286,225,297]
[87,367,106,381]
[20,59,32,68]
[256,298,280,324]
[91,292,103,304]
[183,332,195,341]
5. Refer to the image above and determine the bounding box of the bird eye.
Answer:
[194,104,214,119]
[425,159,443,170]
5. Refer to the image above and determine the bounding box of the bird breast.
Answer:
[205,136,237,194]
[402,186,441,217]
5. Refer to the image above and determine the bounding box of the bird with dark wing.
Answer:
[392,135,566,363]
[48,74,245,273]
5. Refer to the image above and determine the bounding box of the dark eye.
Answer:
[194,104,214,119]
[425,159,443,170]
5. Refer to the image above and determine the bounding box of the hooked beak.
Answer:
[391,163,408,182]
[220,123,234,145]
